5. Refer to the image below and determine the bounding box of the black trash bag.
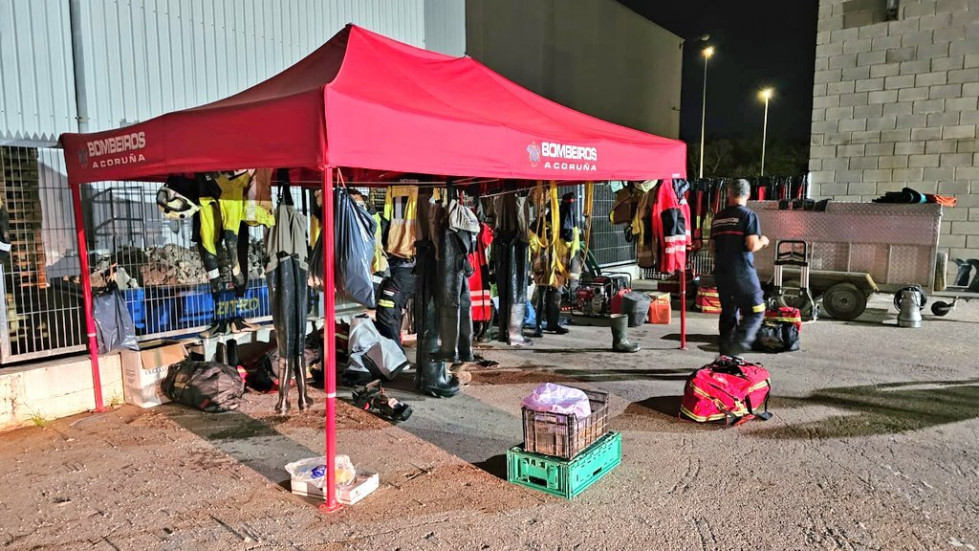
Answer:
[92,285,139,354]
[752,323,800,353]
[161,359,245,412]
[308,188,377,308]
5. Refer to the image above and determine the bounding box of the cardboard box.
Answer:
[121,342,187,408]
[290,472,379,505]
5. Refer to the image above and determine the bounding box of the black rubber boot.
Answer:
[416,360,460,398]
[953,258,973,287]
[545,287,569,334]
[275,357,292,414]
[294,356,311,411]
[969,259,979,292]
[434,311,460,363]
[457,299,474,362]
[508,301,532,347]
[610,314,640,353]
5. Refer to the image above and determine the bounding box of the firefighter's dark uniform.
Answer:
[375,261,415,346]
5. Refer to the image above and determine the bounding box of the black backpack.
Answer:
[162,360,245,412]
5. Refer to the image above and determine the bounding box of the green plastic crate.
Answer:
[506,431,621,499]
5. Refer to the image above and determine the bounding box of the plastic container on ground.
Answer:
[507,431,621,499]
[521,387,609,460]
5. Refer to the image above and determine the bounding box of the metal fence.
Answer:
[589,183,635,267]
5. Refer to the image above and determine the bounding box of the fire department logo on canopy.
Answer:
[77,149,88,167]
[527,143,541,167]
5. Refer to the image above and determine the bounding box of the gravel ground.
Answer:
[0,295,977,550]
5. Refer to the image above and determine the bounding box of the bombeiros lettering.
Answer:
[541,141,597,162]
[86,131,147,158]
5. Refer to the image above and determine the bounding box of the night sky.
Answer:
[618,0,819,145]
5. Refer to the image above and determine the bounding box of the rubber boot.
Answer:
[457,301,474,362]
[969,259,979,292]
[275,357,292,414]
[417,360,460,398]
[531,288,544,338]
[953,258,973,287]
[434,311,460,363]
[545,287,569,334]
[508,301,532,347]
[294,356,311,412]
[610,314,640,353]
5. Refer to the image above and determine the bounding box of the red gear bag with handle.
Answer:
[680,356,772,426]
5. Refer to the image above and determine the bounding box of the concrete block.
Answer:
[864,169,894,182]
[872,35,903,52]
[942,182,973,196]
[900,59,933,75]
[844,38,874,55]
[952,6,979,26]
[859,22,892,39]
[822,157,851,171]
[867,142,896,156]
[850,156,880,169]
[946,97,979,111]
[830,53,860,69]
[882,128,912,143]
[811,133,825,146]
[919,13,955,31]
[909,154,942,167]
[958,166,979,179]
[941,152,974,166]
[810,170,836,184]
[966,54,979,68]
[840,92,870,107]
[828,81,857,95]
[963,82,979,96]
[868,116,898,131]
[812,120,841,134]
[942,220,954,235]
[943,125,977,139]
[913,98,946,113]
[937,0,969,13]
[811,145,838,158]
[871,62,902,78]
[916,72,949,86]
[930,83,964,98]
[888,18,921,35]
[895,140,926,155]
[879,155,910,168]
[817,30,832,46]
[814,95,841,109]
[953,192,979,207]
[809,158,822,171]
[932,56,966,72]
[950,39,979,57]
[856,103,886,118]
[896,113,930,128]
[926,139,960,153]
[839,144,867,156]
[918,42,954,60]
[869,90,899,104]
[948,68,979,83]
[961,110,979,125]
[842,66,873,80]
[813,108,828,122]
[943,207,970,220]
[902,30,936,48]
[928,112,963,126]
[883,102,915,116]
[839,170,867,183]
[886,47,918,64]
[855,77,886,92]
[876,182,907,194]
[820,182,849,196]
[825,132,852,145]
[902,1,938,18]
[831,28,861,43]
[970,208,979,221]
[815,56,830,72]
[814,83,829,97]
[893,167,925,180]
[885,74,917,89]
[848,182,879,195]
[839,118,868,132]
[852,129,881,143]
[955,138,979,152]
[815,69,844,84]
[966,235,979,248]
[925,167,958,181]
[858,50,887,66]
[897,87,930,102]
[827,106,855,120]
[952,221,979,235]
[941,235,966,248]
[935,25,968,44]
[912,127,945,141]
[817,42,845,58]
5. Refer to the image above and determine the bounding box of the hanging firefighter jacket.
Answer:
[530,183,582,289]
[383,185,419,259]
[651,179,692,274]
[468,222,494,323]
[630,182,658,270]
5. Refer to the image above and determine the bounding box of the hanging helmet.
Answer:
[157,186,200,219]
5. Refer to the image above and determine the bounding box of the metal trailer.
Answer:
[746,201,966,320]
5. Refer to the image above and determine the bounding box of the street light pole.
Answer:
[698,46,714,179]
[759,87,773,176]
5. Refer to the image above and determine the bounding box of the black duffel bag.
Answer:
[162,360,245,412]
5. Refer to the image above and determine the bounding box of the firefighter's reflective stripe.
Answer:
[377,299,396,309]
[471,290,491,308]
[752,303,766,313]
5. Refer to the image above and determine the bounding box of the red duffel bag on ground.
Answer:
[680,356,772,425]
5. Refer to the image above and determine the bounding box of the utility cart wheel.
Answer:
[931,299,956,317]
[822,282,867,321]
[773,291,817,321]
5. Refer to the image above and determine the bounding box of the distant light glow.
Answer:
[759,87,774,100]
[703,46,715,59]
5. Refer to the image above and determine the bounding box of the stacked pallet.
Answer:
[507,387,621,499]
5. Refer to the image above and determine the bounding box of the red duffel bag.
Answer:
[680,356,772,425]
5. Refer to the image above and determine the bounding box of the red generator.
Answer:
[576,273,631,316]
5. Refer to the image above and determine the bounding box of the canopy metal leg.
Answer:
[320,167,342,513]
[71,183,106,412]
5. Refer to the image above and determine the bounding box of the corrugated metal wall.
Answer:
[424,0,465,56]
[0,0,77,145]
[74,0,426,134]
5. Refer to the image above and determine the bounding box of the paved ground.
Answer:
[0,295,977,550]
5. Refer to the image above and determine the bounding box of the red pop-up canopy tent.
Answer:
[60,24,687,510]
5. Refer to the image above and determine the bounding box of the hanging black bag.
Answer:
[92,282,139,354]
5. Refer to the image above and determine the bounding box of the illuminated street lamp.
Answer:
[698,46,714,179]
[759,87,774,176]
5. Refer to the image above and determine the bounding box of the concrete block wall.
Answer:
[810,0,979,261]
